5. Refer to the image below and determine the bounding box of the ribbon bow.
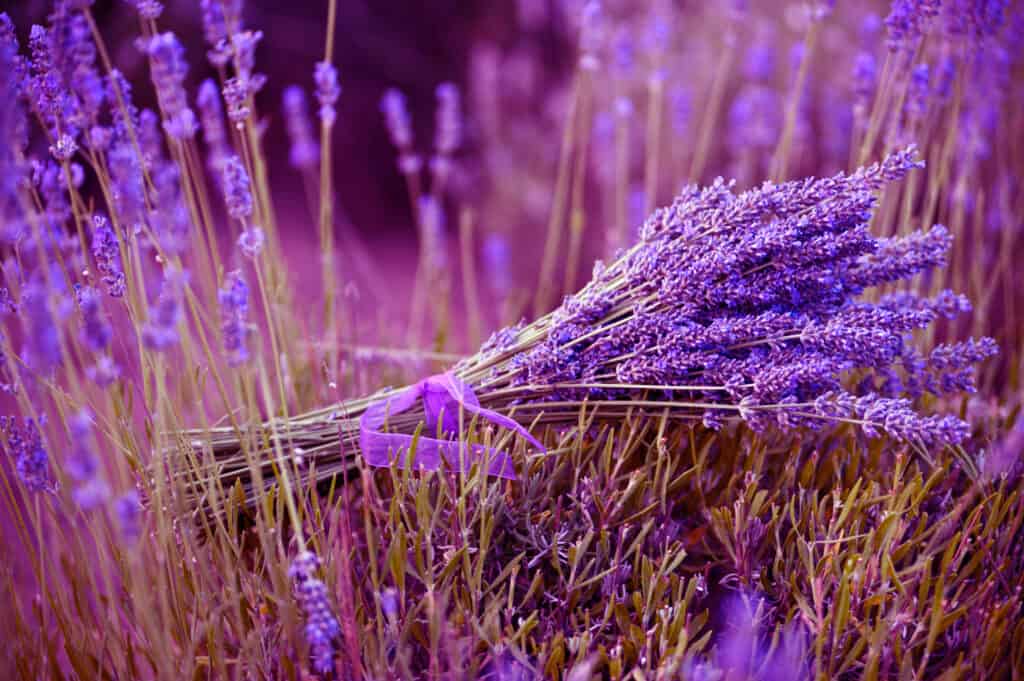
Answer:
[358,372,544,479]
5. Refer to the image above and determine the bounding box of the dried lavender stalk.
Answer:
[177,147,994,512]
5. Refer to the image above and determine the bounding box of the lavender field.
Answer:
[1,0,1023,679]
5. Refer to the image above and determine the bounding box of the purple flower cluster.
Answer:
[433,82,461,156]
[0,14,27,206]
[145,32,197,140]
[114,490,142,543]
[199,0,243,66]
[218,270,250,366]
[885,0,942,52]
[282,85,318,169]
[2,416,54,494]
[289,551,340,676]
[142,270,186,352]
[76,285,111,352]
[222,155,253,221]
[314,61,340,126]
[90,215,126,297]
[503,148,993,447]
[197,79,230,177]
[380,88,421,175]
[430,82,461,180]
[22,282,63,373]
[66,410,109,510]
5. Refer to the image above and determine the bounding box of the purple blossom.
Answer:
[90,215,126,297]
[237,226,265,258]
[200,0,230,50]
[728,86,782,156]
[199,0,243,66]
[433,82,461,156]
[114,490,142,543]
[935,56,958,101]
[282,85,318,169]
[223,77,250,123]
[219,270,250,366]
[289,551,340,675]
[222,155,253,220]
[945,0,1009,41]
[1,16,27,218]
[22,283,62,373]
[483,232,512,299]
[196,81,225,144]
[146,33,196,140]
[577,1,604,65]
[76,285,111,351]
[87,355,120,387]
[417,195,447,272]
[67,410,108,511]
[986,415,1024,478]
[49,133,78,161]
[141,270,186,352]
[57,12,104,127]
[3,416,54,494]
[848,224,952,288]
[197,79,229,174]
[380,88,413,149]
[669,84,692,136]
[29,23,69,140]
[815,392,970,446]
[744,41,776,83]
[852,52,877,109]
[126,0,163,20]
[860,12,883,46]
[107,69,138,137]
[230,30,263,86]
[499,148,987,447]
[138,108,164,165]
[885,0,942,51]
[314,61,340,126]
[906,62,931,123]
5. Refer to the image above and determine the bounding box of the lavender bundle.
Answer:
[180,147,993,510]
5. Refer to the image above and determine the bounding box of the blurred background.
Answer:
[3,0,569,244]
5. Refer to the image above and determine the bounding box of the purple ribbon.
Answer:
[358,372,544,479]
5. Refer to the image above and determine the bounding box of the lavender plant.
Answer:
[0,0,1021,679]
[182,146,993,510]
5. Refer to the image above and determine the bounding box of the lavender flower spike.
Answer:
[314,61,340,126]
[282,85,318,169]
[501,146,988,448]
[114,490,143,543]
[76,285,112,352]
[885,0,941,52]
[197,79,230,175]
[146,32,197,140]
[433,82,461,156]
[289,551,340,675]
[219,270,251,366]
[142,269,186,352]
[381,88,413,149]
[222,155,253,220]
[3,417,54,494]
[67,410,109,511]
[91,214,126,297]
[22,283,62,373]
[127,0,164,20]
[381,87,420,174]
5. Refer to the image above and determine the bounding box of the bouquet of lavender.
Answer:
[181,147,994,510]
